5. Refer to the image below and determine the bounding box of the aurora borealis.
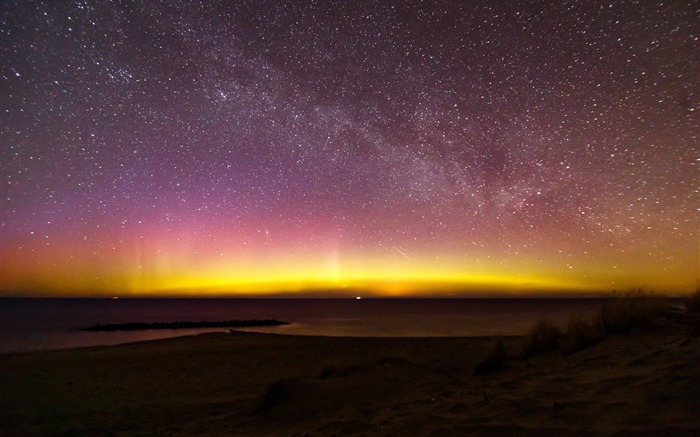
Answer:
[1,1,698,297]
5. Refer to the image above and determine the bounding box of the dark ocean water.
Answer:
[0,298,607,354]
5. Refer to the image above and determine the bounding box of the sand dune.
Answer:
[1,312,699,436]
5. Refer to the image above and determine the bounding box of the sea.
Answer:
[0,298,610,354]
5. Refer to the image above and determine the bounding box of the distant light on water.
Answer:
[0,297,608,353]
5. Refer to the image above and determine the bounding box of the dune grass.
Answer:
[685,288,700,314]
[474,293,673,371]
[520,319,561,359]
[599,294,666,334]
[472,336,510,375]
[684,288,700,338]
[561,317,606,354]
[256,378,299,413]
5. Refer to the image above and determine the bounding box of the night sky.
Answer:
[1,1,698,296]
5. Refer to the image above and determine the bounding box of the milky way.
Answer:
[1,1,698,296]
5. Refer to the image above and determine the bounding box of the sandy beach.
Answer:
[1,310,699,436]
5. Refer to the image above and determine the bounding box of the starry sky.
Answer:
[1,0,698,297]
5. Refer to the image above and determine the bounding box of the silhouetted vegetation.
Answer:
[685,288,700,314]
[684,288,700,338]
[473,336,510,376]
[599,294,666,334]
[83,319,288,331]
[561,317,605,354]
[256,378,298,413]
[508,291,668,360]
[520,319,561,359]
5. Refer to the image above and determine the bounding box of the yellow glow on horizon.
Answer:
[1,227,697,297]
[2,242,696,297]
[108,249,591,295]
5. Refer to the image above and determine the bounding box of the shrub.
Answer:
[487,336,509,363]
[520,319,561,358]
[256,378,298,413]
[687,318,700,339]
[600,295,666,334]
[473,336,509,376]
[561,317,605,354]
[685,288,700,314]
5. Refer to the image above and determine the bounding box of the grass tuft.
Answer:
[255,378,298,413]
[520,319,561,358]
[473,336,509,376]
[685,288,700,338]
[561,317,605,354]
[685,288,700,314]
[481,292,678,366]
[599,294,666,334]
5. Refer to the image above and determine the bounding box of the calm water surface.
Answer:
[0,298,606,354]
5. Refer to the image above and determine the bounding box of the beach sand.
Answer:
[1,312,699,436]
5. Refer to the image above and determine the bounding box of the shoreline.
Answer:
[1,311,699,435]
[0,296,621,354]
[0,329,508,356]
